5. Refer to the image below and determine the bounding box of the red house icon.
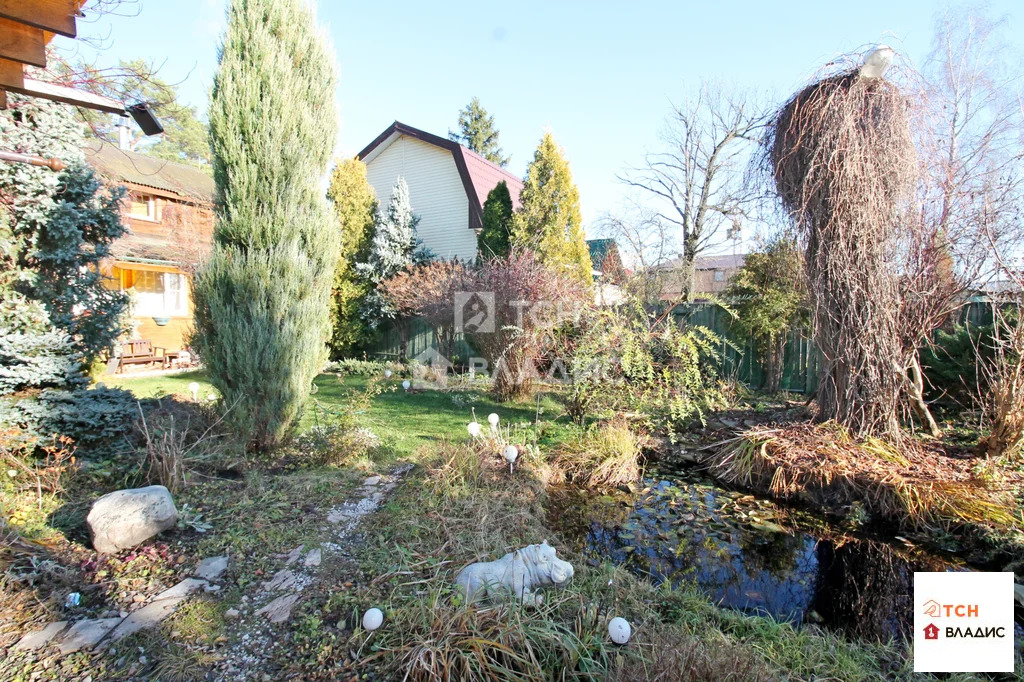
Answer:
[924,623,940,640]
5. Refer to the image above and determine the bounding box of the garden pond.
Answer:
[547,467,1024,645]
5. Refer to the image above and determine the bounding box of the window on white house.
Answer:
[132,270,187,316]
[129,193,158,221]
[714,270,726,282]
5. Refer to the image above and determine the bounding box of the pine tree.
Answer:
[449,97,509,166]
[477,180,514,259]
[511,133,593,285]
[356,177,419,330]
[327,158,377,357]
[191,0,338,452]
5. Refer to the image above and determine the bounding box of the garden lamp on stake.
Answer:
[503,444,519,474]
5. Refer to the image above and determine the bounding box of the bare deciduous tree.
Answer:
[901,7,1024,436]
[620,84,765,301]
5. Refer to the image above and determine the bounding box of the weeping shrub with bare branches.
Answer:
[760,59,921,439]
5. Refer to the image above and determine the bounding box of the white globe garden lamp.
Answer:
[189,381,200,402]
[384,369,393,379]
[503,444,519,474]
[487,413,500,432]
[467,421,482,438]
[362,607,383,631]
[608,616,631,644]
[402,380,411,392]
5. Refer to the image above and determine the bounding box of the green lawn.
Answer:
[105,370,573,458]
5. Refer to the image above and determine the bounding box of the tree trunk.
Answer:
[398,320,408,361]
[766,334,786,394]
[906,352,941,437]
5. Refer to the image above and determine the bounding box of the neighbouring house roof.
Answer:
[84,140,214,204]
[587,238,616,267]
[357,121,524,231]
[659,252,747,272]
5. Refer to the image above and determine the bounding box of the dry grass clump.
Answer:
[134,399,236,493]
[708,422,1020,530]
[552,420,646,488]
[609,626,772,682]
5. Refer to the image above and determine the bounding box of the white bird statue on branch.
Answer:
[859,45,894,79]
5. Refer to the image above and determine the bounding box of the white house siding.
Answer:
[364,134,476,262]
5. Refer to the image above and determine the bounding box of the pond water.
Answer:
[547,469,1023,644]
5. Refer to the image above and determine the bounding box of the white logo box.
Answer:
[914,571,1014,673]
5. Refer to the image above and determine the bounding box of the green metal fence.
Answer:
[359,303,821,393]
[358,300,997,395]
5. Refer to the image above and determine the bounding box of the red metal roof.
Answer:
[459,146,523,212]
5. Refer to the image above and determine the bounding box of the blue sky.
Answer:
[61,0,1022,242]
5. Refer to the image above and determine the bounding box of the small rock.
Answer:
[225,608,240,619]
[203,584,222,593]
[139,655,147,664]
[303,549,321,567]
[87,485,178,554]
[255,594,300,624]
[195,556,229,581]
[363,476,381,486]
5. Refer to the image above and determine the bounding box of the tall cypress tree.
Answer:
[327,158,377,357]
[192,0,338,452]
[512,133,593,285]
[477,180,514,259]
[449,97,509,166]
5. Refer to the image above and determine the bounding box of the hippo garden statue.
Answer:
[454,541,574,605]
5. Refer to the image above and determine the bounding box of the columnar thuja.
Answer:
[191,0,338,452]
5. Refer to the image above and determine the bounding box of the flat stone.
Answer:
[263,569,299,591]
[100,579,208,646]
[224,608,240,619]
[255,594,299,624]
[15,621,68,651]
[284,545,304,565]
[57,618,121,654]
[363,476,381,486]
[303,549,321,567]
[195,556,228,581]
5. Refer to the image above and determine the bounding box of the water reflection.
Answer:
[548,475,944,643]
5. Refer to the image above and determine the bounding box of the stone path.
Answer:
[14,557,228,654]
[9,462,413,676]
[216,463,412,679]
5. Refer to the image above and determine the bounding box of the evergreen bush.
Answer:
[192,0,338,452]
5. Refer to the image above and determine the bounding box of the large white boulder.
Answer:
[87,485,178,554]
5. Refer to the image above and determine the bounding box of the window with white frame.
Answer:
[131,270,187,316]
[713,270,726,282]
[129,192,158,221]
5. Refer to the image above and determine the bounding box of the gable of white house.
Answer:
[363,134,476,262]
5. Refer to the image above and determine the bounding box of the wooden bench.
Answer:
[116,340,165,372]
